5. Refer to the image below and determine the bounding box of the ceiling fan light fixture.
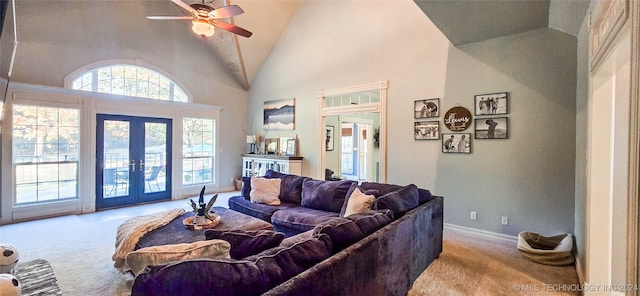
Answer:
[191,19,215,38]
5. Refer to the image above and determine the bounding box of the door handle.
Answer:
[129,160,136,173]
[140,159,145,171]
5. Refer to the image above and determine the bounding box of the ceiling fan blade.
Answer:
[171,0,196,14]
[211,20,253,38]
[147,16,193,20]
[209,5,244,19]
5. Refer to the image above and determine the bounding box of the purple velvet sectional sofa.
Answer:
[131,171,444,296]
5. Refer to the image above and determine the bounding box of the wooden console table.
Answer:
[242,154,303,177]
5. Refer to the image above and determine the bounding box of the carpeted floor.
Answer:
[409,227,580,296]
[1,191,579,296]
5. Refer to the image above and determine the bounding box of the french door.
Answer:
[96,114,172,209]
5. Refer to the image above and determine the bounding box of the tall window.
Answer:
[70,64,188,102]
[183,117,214,185]
[13,105,80,204]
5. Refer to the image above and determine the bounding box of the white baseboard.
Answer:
[575,255,585,286]
[444,223,518,243]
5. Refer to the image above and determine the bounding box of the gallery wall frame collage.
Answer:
[413,92,509,154]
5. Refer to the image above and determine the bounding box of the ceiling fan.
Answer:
[147,0,252,38]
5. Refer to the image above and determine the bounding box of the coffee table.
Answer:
[136,207,272,249]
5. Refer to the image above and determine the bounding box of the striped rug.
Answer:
[14,259,62,296]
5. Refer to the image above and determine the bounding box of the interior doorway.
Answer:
[96,114,172,209]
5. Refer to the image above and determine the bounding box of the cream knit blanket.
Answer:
[112,208,185,272]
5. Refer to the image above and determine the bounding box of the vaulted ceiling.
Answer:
[10,0,590,91]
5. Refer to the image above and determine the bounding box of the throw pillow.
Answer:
[264,170,309,204]
[250,177,282,205]
[312,217,364,252]
[204,229,284,259]
[373,184,420,217]
[301,179,355,213]
[125,240,231,276]
[241,176,252,199]
[343,188,375,217]
[340,183,379,217]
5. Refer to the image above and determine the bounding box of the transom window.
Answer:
[70,64,188,102]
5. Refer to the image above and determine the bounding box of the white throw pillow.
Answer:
[250,177,282,205]
[126,239,231,276]
[344,188,375,217]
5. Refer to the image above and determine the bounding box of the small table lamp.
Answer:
[246,135,257,154]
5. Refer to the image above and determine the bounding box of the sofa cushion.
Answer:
[133,234,333,296]
[359,182,403,198]
[125,240,231,276]
[250,177,281,205]
[271,207,339,235]
[417,188,433,204]
[313,217,365,252]
[228,196,299,222]
[241,176,252,199]
[264,170,309,204]
[345,210,394,236]
[374,184,420,217]
[343,188,375,217]
[301,179,355,213]
[204,229,284,260]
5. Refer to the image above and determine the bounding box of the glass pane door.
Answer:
[96,114,172,209]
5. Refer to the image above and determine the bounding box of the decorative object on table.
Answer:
[414,98,439,119]
[285,139,297,156]
[474,92,508,115]
[517,232,574,266]
[414,121,439,140]
[190,186,217,224]
[278,136,296,155]
[264,98,295,130]
[185,186,221,230]
[325,125,334,151]
[475,117,508,139]
[442,133,472,153]
[443,106,472,131]
[0,273,20,296]
[0,244,18,274]
[264,138,278,154]
[246,135,259,154]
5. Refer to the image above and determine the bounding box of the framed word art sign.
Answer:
[443,106,472,132]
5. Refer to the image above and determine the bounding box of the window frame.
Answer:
[64,59,192,103]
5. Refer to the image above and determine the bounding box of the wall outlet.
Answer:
[470,211,477,220]
[501,216,509,225]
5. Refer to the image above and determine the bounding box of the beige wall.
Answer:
[250,1,578,237]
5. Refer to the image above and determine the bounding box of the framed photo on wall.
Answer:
[474,92,508,115]
[264,98,295,130]
[442,133,472,153]
[475,117,508,139]
[325,125,335,151]
[414,98,439,119]
[414,121,440,140]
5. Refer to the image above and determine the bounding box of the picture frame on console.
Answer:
[286,139,297,156]
[265,138,278,154]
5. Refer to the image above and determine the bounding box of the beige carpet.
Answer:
[1,193,579,296]
[409,227,580,296]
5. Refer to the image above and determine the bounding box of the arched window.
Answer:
[67,62,189,102]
